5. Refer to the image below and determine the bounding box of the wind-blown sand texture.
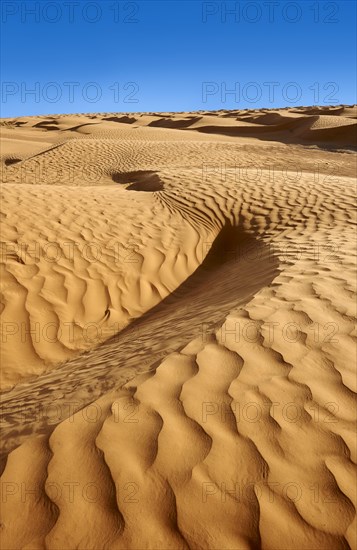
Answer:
[0,105,356,549]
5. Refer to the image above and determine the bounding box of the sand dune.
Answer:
[0,106,356,549]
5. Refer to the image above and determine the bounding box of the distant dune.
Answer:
[1,106,356,549]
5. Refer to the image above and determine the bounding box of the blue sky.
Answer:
[1,0,356,116]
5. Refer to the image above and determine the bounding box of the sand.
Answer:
[0,105,356,549]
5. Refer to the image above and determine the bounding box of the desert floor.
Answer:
[0,105,356,549]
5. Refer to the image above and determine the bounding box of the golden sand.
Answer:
[1,106,356,549]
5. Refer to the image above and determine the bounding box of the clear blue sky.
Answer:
[1,0,356,116]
